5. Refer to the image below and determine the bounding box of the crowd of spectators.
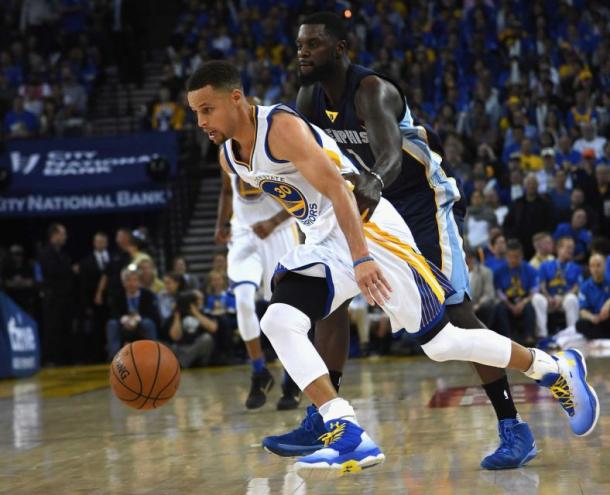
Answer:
[0,224,247,367]
[3,1,610,360]
[0,0,146,141]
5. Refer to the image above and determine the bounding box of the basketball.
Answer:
[109,340,180,410]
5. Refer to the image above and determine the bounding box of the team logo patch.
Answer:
[259,180,308,219]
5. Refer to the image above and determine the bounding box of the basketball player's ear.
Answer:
[336,40,347,57]
[230,88,242,106]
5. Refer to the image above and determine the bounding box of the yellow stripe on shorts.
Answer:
[364,221,445,303]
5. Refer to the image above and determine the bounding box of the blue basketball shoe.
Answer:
[262,405,325,457]
[294,419,385,479]
[480,419,537,470]
[539,349,599,436]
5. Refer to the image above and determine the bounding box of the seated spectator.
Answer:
[548,169,572,222]
[483,188,508,226]
[529,232,555,270]
[172,256,200,290]
[105,268,160,361]
[158,272,185,324]
[484,232,508,274]
[519,139,543,172]
[504,173,555,259]
[575,254,610,340]
[573,122,607,159]
[4,95,39,138]
[151,87,185,131]
[466,248,507,335]
[167,289,216,368]
[465,190,497,249]
[532,237,581,339]
[553,208,592,262]
[137,258,164,294]
[0,244,35,314]
[494,240,539,344]
[555,134,581,170]
[204,269,238,363]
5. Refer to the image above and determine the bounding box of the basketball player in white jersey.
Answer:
[186,60,598,478]
[215,164,300,409]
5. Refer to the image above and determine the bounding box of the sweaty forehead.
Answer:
[297,24,332,41]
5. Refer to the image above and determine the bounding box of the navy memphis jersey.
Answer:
[308,64,463,211]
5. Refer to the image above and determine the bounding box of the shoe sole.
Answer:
[263,445,322,457]
[481,445,537,470]
[245,376,275,410]
[294,453,385,480]
[567,348,600,436]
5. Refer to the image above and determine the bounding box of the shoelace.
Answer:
[297,408,316,433]
[496,424,516,455]
[549,375,575,415]
[318,421,347,447]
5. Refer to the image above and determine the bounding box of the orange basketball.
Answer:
[109,340,180,410]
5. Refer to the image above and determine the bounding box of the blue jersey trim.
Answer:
[222,143,239,174]
[264,104,324,163]
[230,280,259,290]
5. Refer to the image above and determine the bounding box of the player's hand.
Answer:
[344,171,382,222]
[215,225,231,244]
[354,259,392,306]
[252,219,276,239]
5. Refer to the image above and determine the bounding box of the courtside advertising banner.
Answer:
[0,291,40,378]
[0,131,177,216]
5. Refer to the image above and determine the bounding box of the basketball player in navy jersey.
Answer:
[263,12,535,470]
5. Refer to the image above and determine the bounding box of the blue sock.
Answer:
[252,358,265,373]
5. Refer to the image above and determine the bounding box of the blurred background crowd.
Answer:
[1,0,610,366]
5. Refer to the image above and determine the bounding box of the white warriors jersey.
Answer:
[228,172,287,232]
[222,104,357,244]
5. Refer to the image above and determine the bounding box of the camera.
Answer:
[176,290,198,316]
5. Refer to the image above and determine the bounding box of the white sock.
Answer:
[523,348,559,380]
[319,397,358,425]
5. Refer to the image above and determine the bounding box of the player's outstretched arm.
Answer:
[267,111,391,305]
[215,149,233,245]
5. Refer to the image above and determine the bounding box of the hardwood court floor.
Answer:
[1,354,609,495]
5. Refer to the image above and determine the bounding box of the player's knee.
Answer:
[235,294,256,317]
[421,323,468,362]
[260,303,311,341]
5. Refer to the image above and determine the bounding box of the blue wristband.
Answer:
[353,255,374,268]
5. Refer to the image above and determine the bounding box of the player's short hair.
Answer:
[186,61,243,92]
[506,239,523,253]
[301,11,348,41]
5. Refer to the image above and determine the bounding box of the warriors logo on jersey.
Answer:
[260,180,310,221]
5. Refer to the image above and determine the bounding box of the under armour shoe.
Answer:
[276,381,301,411]
[539,349,599,436]
[294,419,385,479]
[263,405,326,456]
[480,419,537,470]
[245,368,274,410]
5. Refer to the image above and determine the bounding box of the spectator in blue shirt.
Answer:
[494,239,539,344]
[553,208,592,262]
[532,237,581,339]
[3,96,39,138]
[576,253,610,340]
[484,232,507,274]
[204,269,237,363]
[555,134,581,170]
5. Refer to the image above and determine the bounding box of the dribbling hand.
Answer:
[354,259,392,306]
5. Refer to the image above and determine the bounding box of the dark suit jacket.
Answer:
[39,244,73,299]
[109,288,160,330]
[79,252,107,308]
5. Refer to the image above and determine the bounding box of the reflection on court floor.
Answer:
[1,356,609,494]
